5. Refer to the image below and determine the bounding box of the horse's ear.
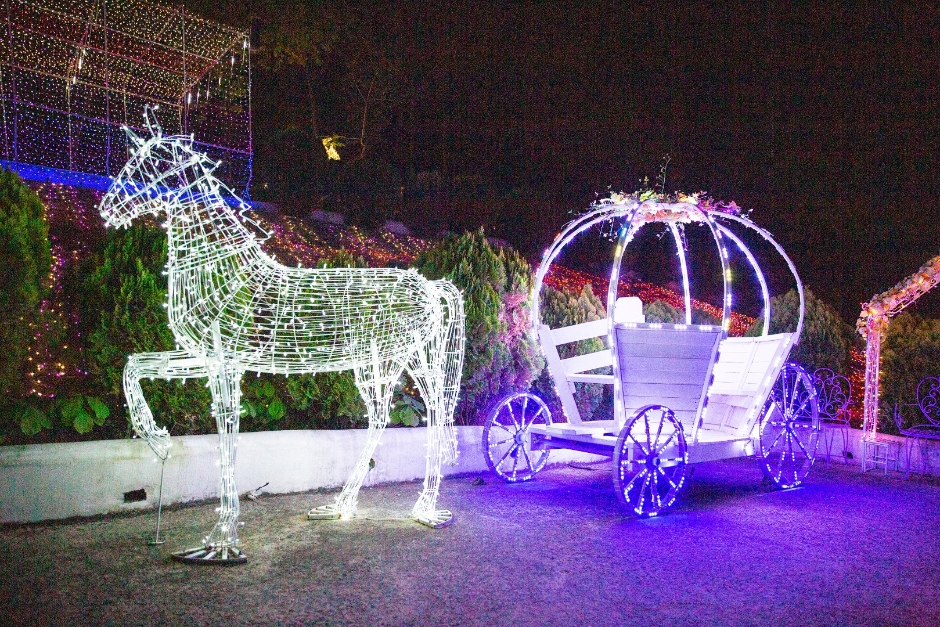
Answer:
[143,105,163,137]
[122,125,144,148]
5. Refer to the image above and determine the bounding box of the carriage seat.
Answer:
[613,322,723,434]
[704,334,793,437]
[535,297,645,424]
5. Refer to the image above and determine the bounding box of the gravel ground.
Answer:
[1,458,939,627]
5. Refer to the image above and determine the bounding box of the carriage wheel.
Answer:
[758,363,820,489]
[613,405,689,517]
[483,392,552,482]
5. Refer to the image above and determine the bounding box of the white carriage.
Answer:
[482,196,821,516]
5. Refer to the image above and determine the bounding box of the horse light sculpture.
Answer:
[99,108,465,565]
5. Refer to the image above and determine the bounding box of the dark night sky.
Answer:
[243,0,940,323]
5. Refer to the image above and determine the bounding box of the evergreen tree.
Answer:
[413,229,542,424]
[0,170,51,399]
[745,287,854,372]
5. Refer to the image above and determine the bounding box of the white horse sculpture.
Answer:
[98,108,465,564]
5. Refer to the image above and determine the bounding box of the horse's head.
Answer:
[99,107,202,228]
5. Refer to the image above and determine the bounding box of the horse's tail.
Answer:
[430,279,466,464]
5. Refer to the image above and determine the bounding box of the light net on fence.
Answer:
[0,0,251,191]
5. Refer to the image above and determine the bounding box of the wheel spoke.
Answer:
[636,471,652,513]
[491,421,513,434]
[656,428,679,454]
[520,444,535,475]
[622,467,648,496]
[791,395,812,420]
[791,428,812,458]
[657,456,684,465]
[506,402,520,430]
[765,426,785,452]
[656,466,679,490]
[651,408,666,451]
[491,436,513,447]
[495,444,516,469]
[520,395,529,430]
[786,375,801,418]
[524,406,547,432]
[627,431,651,457]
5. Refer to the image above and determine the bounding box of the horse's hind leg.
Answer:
[309,349,402,521]
[172,360,247,565]
[407,280,466,528]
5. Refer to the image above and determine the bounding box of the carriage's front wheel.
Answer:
[758,363,820,488]
[483,392,552,482]
[613,405,689,517]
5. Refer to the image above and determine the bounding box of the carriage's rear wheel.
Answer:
[758,363,820,488]
[483,392,552,482]
[613,405,689,517]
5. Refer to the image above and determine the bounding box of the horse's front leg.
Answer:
[124,351,208,460]
[173,359,247,564]
[309,351,402,521]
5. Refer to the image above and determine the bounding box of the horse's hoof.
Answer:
[307,504,343,521]
[171,545,247,565]
[413,509,454,529]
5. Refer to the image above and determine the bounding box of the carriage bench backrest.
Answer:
[537,318,613,424]
[613,323,723,433]
[704,334,793,437]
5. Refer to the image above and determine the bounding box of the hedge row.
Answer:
[0,170,921,444]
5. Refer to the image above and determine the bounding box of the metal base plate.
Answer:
[171,545,247,565]
[413,509,454,529]
[307,504,343,520]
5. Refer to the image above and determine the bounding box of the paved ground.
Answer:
[1,458,939,627]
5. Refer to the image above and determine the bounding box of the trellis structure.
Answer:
[857,254,940,441]
[0,0,251,192]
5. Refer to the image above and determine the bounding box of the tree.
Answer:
[0,170,51,398]
[81,224,213,437]
[879,312,940,435]
[745,287,855,372]
[413,229,542,424]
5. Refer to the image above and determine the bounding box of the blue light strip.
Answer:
[1,158,258,210]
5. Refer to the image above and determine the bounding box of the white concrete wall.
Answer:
[0,426,601,524]
[3,425,936,524]
[828,426,940,474]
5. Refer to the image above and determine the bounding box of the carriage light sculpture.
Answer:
[99,107,465,565]
[483,192,820,517]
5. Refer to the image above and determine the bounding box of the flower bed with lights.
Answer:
[3,177,764,449]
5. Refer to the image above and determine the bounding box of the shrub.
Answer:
[0,170,51,398]
[81,223,213,437]
[413,229,543,424]
[745,287,854,372]
[643,300,684,324]
[879,312,940,435]
[533,284,608,421]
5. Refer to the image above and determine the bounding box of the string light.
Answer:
[512,193,815,516]
[857,254,940,441]
[0,0,252,193]
[99,109,466,563]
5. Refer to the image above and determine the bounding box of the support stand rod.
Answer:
[148,457,167,546]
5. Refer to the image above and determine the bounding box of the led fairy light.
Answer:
[856,254,940,440]
[1,0,251,190]
[501,190,816,518]
[99,108,466,564]
[717,225,770,336]
[667,223,692,325]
